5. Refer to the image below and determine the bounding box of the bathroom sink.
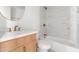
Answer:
[0,32,5,38]
[1,31,26,38]
[3,31,22,36]
[0,31,22,40]
[0,30,37,42]
[14,31,23,34]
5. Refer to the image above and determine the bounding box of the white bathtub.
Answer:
[44,36,79,52]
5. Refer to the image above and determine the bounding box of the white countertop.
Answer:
[0,30,38,42]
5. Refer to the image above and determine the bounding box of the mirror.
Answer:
[11,6,25,20]
[0,6,11,20]
[0,6,25,20]
[0,6,9,38]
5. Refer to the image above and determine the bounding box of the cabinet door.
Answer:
[10,46,24,52]
[25,41,36,52]
[16,46,24,52]
[16,37,25,46]
[0,39,17,52]
[24,34,36,52]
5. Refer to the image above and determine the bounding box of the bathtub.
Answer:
[43,36,79,52]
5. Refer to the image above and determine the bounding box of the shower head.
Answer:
[44,6,47,10]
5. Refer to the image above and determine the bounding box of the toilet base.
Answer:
[38,48,49,52]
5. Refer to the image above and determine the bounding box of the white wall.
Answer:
[75,7,79,48]
[11,6,25,20]
[70,7,78,47]
[18,6,40,31]
[46,6,71,40]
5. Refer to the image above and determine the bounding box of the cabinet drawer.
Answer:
[0,39,17,52]
[25,42,36,52]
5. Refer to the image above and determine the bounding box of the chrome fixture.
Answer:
[14,25,18,31]
[8,25,23,32]
[44,6,47,10]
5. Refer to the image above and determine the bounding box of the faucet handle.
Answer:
[8,28,11,32]
[18,27,24,31]
[18,27,21,31]
[14,25,18,31]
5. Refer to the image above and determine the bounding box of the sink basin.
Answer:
[1,31,25,38]
[0,32,5,38]
[0,30,37,42]
[0,32,21,40]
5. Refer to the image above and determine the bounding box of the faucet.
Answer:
[18,27,21,31]
[14,25,18,31]
[8,26,23,32]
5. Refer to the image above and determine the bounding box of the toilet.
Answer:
[38,39,51,52]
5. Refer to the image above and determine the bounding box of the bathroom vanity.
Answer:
[0,31,37,52]
[0,6,37,52]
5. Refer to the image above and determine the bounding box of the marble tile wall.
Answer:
[46,6,71,40]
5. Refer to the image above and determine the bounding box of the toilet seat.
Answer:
[38,40,51,52]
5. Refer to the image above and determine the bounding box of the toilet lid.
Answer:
[38,40,51,49]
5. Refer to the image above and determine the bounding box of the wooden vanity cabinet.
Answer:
[0,39,17,52]
[16,37,25,46]
[12,36,25,52]
[24,34,36,52]
[0,34,36,52]
[10,46,24,52]
[15,33,36,52]
[14,46,24,52]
